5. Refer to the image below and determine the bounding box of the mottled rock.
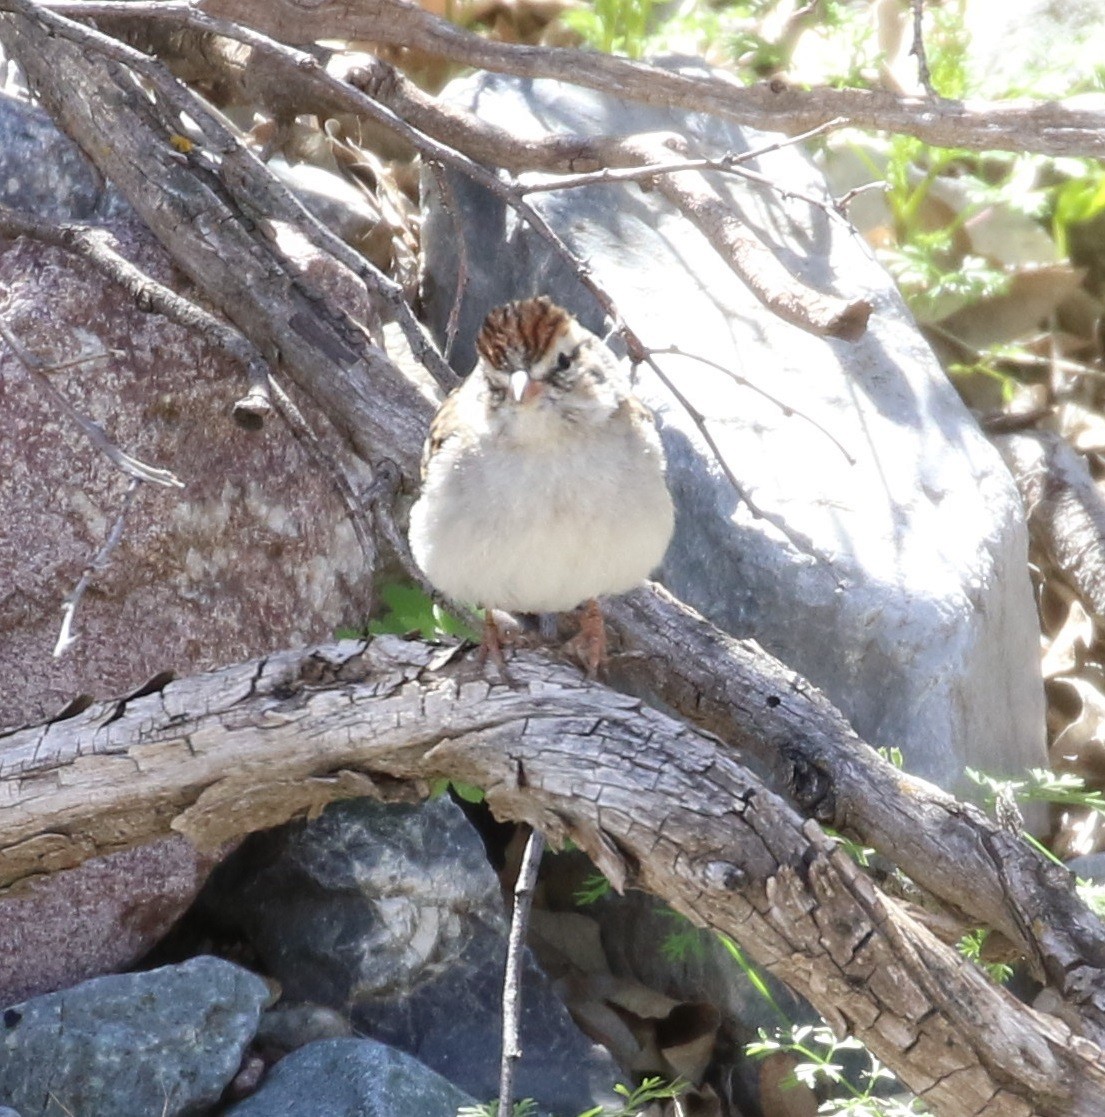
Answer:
[0,90,378,996]
[0,836,220,1007]
[0,956,269,1117]
[420,68,1046,796]
[0,91,128,220]
[197,797,621,1113]
[0,220,373,729]
[225,1037,476,1117]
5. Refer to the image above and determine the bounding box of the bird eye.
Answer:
[556,352,571,372]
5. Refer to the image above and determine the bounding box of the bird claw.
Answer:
[566,598,607,680]
[478,610,518,686]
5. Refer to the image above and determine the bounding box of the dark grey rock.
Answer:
[0,955,269,1117]
[255,1002,354,1058]
[225,1037,476,1117]
[198,797,621,1113]
[420,67,1046,799]
[0,91,129,220]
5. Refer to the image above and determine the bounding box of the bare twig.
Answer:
[910,0,937,99]
[0,317,184,488]
[54,477,140,656]
[517,118,848,199]
[498,827,545,1117]
[648,344,856,465]
[835,179,887,213]
[426,160,468,367]
[0,203,274,428]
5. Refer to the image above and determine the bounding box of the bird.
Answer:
[408,296,674,677]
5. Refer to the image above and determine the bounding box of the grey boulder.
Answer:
[225,1037,476,1117]
[0,956,269,1117]
[421,67,1046,796]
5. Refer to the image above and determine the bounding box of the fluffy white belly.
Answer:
[410,435,673,612]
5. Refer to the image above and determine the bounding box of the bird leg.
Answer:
[478,609,515,683]
[567,597,607,679]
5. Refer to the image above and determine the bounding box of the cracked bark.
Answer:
[1,637,1103,1117]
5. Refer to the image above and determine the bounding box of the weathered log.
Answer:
[2,635,1103,1116]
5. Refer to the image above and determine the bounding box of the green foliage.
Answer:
[967,766,1105,817]
[458,1100,538,1117]
[717,933,791,1025]
[577,1075,689,1117]
[429,777,486,803]
[956,928,1013,985]
[561,0,657,58]
[457,1076,686,1117]
[573,870,612,906]
[747,1025,926,1116]
[366,581,476,641]
[924,0,969,99]
[1051,161,1105,256]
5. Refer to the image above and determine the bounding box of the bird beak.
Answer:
[509,369,544,404]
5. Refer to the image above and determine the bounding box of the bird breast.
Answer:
[409,417,674,613]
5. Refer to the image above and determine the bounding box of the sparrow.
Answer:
[408,296,674,676]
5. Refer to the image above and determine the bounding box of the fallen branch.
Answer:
[606,585,1105,1039]
[1,636,1102,1117]
[0,0,435,480]
[994,430,1105,627]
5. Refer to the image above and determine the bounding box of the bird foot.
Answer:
[566,598,607,679]
[478,610,518,685]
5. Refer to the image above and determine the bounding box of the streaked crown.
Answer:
[476,296,571,372]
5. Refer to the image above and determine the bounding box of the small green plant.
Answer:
[428,777,486,803]
[956,928,1014,985]
[1051,160,1105,256]
[747,1025,926,1115]
[458,1100,538,1117]
[457,1076,686,1117]
[967,766,1105,817]
[577,1075,689,1117]
[359,581,476,641]
[573,870,612,906]
[717,932,792,1025]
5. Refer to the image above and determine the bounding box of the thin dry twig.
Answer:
[517,117,847,196]
[54,477,140,656]
[910,0,937,99]
[0,203,274,427]
[498,827,545,1117]
[648,343,856,465]
[0,316,184,488]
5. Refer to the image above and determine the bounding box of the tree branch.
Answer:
[1,636,1102,1117]
[0,0,435,480]
[181,0,1105,160]
[606,585,1105,1040]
